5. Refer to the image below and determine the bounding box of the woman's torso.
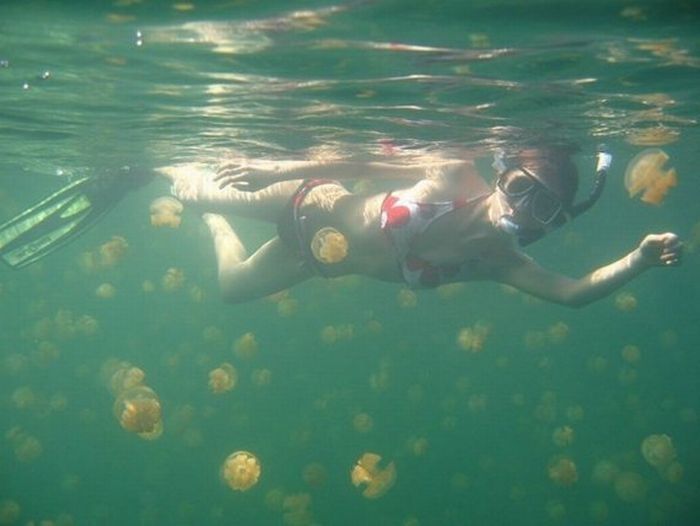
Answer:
[299,170,518,285]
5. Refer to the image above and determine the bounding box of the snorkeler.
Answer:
[0,167,148,268]
[158,144,682,306]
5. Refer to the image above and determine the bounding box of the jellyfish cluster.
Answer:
[457,322,490,353]
[105,360,163,440]
[79,235,129,272]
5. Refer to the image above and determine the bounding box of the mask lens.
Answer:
[501,171,535,196]
[532,192,561,224]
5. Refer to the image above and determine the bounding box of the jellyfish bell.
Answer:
[547,456,578,487]
[552,426,575,448]
[221,451,261,491]
[352,412,373,433]
[350,452,397,499]
[234,332,259,360]
[162,267,185,292]
[98,235,128,268]
[0,499,21,525]
[114,386,162,435]
[149,196,183,228]
[109,364,146,395]
[640,434,676,469]
[302,462,327,488]
[208,363,237,394]
[613,471,647,502]
[310,227,348,264]
[624,148,677,205]
[95,283,117,299]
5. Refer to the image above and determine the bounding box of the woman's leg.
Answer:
[158,164,301,223]
[203,214,312,303]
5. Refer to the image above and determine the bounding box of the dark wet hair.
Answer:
[511,144,580,208]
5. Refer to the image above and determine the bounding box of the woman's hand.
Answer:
[214,161,282,192]
[638,233,683,267]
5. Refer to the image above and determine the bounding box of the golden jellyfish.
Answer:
[95,282,116,299]
[114,386,162,436]
[589,500,609,524]
[565,405,585,422]
[208,363,237,394]
[547,456,578,487]
[614,291,637,311]
[624,148,677,205]
[282,493,314,526]
[11,386,36,410]
[640,434,676,469]
[547,321,569,344]
[591,460,619,486]
[621,344,641,364]
[149,196,183,228]
[277,296,299,317]
[109,364,146,395]
[613,471,647,503]
[98,235,128,268]
[397,288,417,309]
[251,368,272,387]
[7,428,43,463]
[320,325,337,345]
[467,393,487,413]
[406,436,429,457]
[310,227,348,264]
[75,314,99,336]
[142,280,155,293]
[552,426,575,448]
[662,461,683,483]
[457,322,490,353]
[545,499,566,521]
[350,452,397,499]
[0,499,21,525]
[189,285,205,303]
[352,412,374,433]
[302,462,327,488]
[221,451,261,491]
[162,267,185,292]
[265,488,286,512]
[233,332,259,360]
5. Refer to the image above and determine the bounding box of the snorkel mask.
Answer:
[494,145,612,246]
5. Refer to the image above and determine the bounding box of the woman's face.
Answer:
[496,168,563,231]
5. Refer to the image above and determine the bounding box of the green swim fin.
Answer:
[0,172,136,269]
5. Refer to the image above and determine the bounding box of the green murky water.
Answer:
[1,0,699,524]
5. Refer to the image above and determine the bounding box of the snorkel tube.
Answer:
[495,145,612,246]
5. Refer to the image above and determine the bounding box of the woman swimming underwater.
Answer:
[159,144,682,306]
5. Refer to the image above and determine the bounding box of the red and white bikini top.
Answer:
[380,192,488,288]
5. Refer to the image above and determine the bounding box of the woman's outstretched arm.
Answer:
[498,233,682,308]
[214,157,471,191]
